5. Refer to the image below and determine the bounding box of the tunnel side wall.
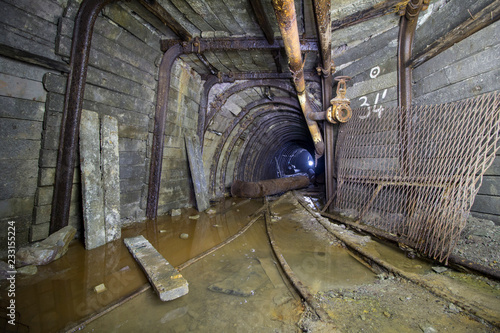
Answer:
[335,0,500,225]
[0,0,201,256]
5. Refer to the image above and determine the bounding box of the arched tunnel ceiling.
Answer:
[121,0,419,74]
[112,0,448,191]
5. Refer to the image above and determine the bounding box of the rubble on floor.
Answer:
[453,215,500,270]
[15,226,76,267]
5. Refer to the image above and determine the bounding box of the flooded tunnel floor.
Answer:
[2,194,500,332]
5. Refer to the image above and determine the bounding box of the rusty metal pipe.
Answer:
[272,0,324,157]
[313,0,333,73]
[231,175,310,198]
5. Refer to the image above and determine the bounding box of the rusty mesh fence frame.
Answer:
[334,92,500,262]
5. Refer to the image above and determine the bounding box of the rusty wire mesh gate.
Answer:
[334,92,500,262]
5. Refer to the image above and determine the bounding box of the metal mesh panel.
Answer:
[335,92,500,262]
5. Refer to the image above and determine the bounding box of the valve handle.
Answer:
[334,76,351,82]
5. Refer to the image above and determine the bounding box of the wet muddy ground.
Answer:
[1,193,499,332]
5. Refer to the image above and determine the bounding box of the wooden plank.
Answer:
[168,0,214,32]
[0,73,46,102]
[124,235,188,301]
[250,0,275,43]
[184,0,227,32]
[413,0,498,67]
[331,0,401,31]
[0,22,59,62]
[2,0,63,24]
[477,176,500,196]
[0,43,69,73]
[0,95,45,121]
[205,0,244,35]
[413,20,500,83]
[471,194,500,216]
[80,110,106,250]
[102,3,161,50]
[185,135,210,211]
[101,115,121,243]
[133,0,191,40]
[0,1,57,44]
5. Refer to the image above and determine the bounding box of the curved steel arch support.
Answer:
[397,0,428,108]
[206,79,296,132]
[146,44,183,219]
[197,75,220,150]
[208,97,300,196]
[50,0,118,234]
[218,108,303,193]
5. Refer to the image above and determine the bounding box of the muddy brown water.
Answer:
[2,194,499,332]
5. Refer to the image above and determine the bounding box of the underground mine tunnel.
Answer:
[1,0,500,331]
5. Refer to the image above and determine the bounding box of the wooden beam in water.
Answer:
[124,235,189,301]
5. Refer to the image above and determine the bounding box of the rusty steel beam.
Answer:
[250,0,276,44]
[272,0,325,157]
[146,45,183,219]
[397,0,428,108]
[197,75,220,149]
[50,0,117,234]
[411,0,500,69]
[231,174,310,198]
[313,0,336,208]
[160,37,319,53]
[138,0,192,41]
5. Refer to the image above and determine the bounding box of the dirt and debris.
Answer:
[453,215,500,270]
[311,277,498,333]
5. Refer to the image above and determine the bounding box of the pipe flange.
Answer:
[327,104,352,123]
[326,76,352,123]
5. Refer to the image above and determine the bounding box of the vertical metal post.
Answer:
[50,0,117,234]
[313,0,335,208]
[146,45,183,219]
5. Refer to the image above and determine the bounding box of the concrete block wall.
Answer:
[0,0,203,255]
[0,0,66,254]
[157,59,202,215]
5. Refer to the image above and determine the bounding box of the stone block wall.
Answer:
[157,60,202,215]
[0,0,202,256]
[0,0,66,255]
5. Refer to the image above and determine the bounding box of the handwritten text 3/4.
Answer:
[359,89,388,119]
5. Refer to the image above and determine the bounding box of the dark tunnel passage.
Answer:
[205,81,322,196]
